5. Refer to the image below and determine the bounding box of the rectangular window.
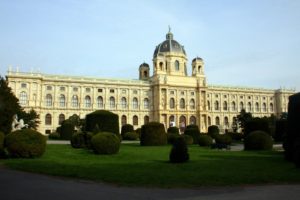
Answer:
[60,86,65,91]
[191,92,195,96]
[98,88,103,93]
[21,83,27,88]
[110,89,115,93]
[73,87,78,92]
[86,88,91,92]
[170,91,175,95]
[47,86,52,91]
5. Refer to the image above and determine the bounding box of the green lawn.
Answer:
[2,143,300,187]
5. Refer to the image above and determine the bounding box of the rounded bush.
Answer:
[70,132,86,148]
[208,125,220,139]
[140,122,167,146]
[198,135,213,147]
[123,132,138,141]
[5,129,46,158]
[244,131,273,151]
[167,133,180,144]
[167,127,179,134]
[60,122,75,140]
[184,128,200,144]
[244,118,270,137]
[85,110,119,135]
[215,134,232,145]
[121,124,134,135]
[169,137,189,163]
[48,132,60,140]
[91,132,120,154]
[183,135,194,145]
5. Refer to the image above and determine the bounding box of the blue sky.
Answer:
[0,0,299,91]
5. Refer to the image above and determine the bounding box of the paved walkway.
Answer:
[1,166,299,200]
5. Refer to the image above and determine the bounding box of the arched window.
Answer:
[144,115,149,124]
[121,97,127,109]
[190,116,196,125]
[240,102,244,111]
[45,114,52,125]
[58,114,65,125]
[270,103,274,112]
[144,98,149,109]
[72,95,78,107]
[133,115,138,125]
[169,115,175,127]
[215,116,220,126]
[159,62,163,70]
[85,95,91,108]
[19,91,27,106]
[97,96,103,108]
[175,60,180,71]
[214,101,219,110]
[224,116,229,127]
[262,103,267,112]
[170,98,175,109]
[255,102,259,112]
[110,97,115,108]
[180,98,185,109]
[190,99,195,109]
[231,101,236,111]
[223,101,228,111]
[133,97,138,109]
[208,116,211,126]
[207,100,211,110]
[121,115,127,125]
[247,102,252,112]
[59,94,65,107]
[46,94,52,107]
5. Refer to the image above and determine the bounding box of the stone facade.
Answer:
[6,30,295,134]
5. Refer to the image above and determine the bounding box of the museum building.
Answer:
[6,30,295,134]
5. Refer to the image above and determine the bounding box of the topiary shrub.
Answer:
[169,137,189,163]
[5,129,46,158]
[140,122,167,146]
[208,125,219,139]
[274,119,287,142]
[135,128,141,139]
[60,122,75,140]
[183,135,194,145]
[121,124,134,136]
[244,118,270,137]
[227,132,244,141]
[167,133,181,144]
[48,132,60,140]
[91,132,120,154]
[184,127,200,144]
[167,127,179,134]
[85,110,119,135]
[198,134,213,147]
[215,134,232,145]
[293,139,300,168]
[0,131,5,157]
[84,132,94,149]
[123,132,138,141]
[244,131,273,151]
[70,132,86,148]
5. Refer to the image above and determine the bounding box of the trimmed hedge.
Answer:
[85,110,119,135]
[183,135,194,145]
[169,137,189,163]
[244,131,273,151]
[4,129,46,158]
[140,122,167,146]
[70,132,86,148]
[121,124,134,135]
[228,132,244,141]
[215,134,232,145]
[48,132,60,140]
[91,132,120,154]
[244,118,270,137]
[135,128,141,139]
[208,125,219,139]
[167,127,179,134]
[167,133,180,144]
[184,127,200,144]
[0,131,5,157]
[198,135,213,147]
[123,132,138,141]
[60,122,75,140]
[274,119,287,142]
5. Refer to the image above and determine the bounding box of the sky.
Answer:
[0,0,299,91]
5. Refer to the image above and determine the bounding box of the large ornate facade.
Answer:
[6,30,295,134]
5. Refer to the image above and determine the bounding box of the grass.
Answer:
[2,143,300,187]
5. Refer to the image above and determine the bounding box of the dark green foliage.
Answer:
[274,119,287,142]
[198,134,213,147]
[84,132,94,149]
[215,134,232,145]
[60,122,75,140]
[67,114,82,129]
[91,132,120,154]
[167,133,181,144]
[167,126,179,134]
[186,124,199,130]
[17,108,40,130]
[70,132,86,148]
[293,139,300,168]
[140,122,167,146]
[237,109,253,132]
[48,132,60,140]
[244,131,273,151]
[284,93,300,162]
[85,110,119,135]
[227,132,244,141]
[0,76,22,134]
[244,117,270,137]
[183,135,194,145]
[4,129,46,158]
[135,128,141,139]
[208,125,219,139]
[121,124,134,135]
[122,132,138,140]
[184,127,200,144]
[169,137,189,163]
[0,131,5,157]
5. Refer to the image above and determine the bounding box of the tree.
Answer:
[0,76,21,134]
[236,109,252,133]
